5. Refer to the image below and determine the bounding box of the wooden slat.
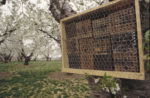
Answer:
[62,68,145,80]
[60,21,69,68]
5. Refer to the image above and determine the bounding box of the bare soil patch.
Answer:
[0,72,12,79]
[48,72,84,80]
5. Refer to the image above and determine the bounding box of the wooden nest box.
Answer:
[60,0,150,80]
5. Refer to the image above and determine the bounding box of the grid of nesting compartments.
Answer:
[93,35,113,71]
[64,0,140,72]
[65,17,94,69]
[92,17,110,38]
[61,0,145,80]
[66,39,79,54]
[76,19,92,38]
[65,22,76,39]
[108,6,136,34]
[111,32,139,72]
[65,20,81,69]
[79,38,94,69]
[107,1,140,72]
[66,37,81,69]
[68,53,81,69]
[91,6,114,71]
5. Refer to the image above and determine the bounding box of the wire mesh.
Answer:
[63,0,146,73]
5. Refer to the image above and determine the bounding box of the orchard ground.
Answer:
[0,61,90,98]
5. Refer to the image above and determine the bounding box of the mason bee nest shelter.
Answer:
[60,0,149,80]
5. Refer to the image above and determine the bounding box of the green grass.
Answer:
[0,60,61,72]
[0,61,90,98]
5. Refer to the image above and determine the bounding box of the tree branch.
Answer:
[0,28,16,45]
[21,48,26,58]
[8,28,16,33]
[28,52,33,58]
[28,45,37,58]
[94,0,104,5]
[0,0,6,5]
[38,29,61,44]
[0,39,4,45]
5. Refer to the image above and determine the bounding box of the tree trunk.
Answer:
[4,56,11,63]
[21,48,34,65]
[46,57,51,61]
[49,0,76,23]
[46,57,49,61]
[17,57,23,62]
[24,58,30,65]
[87,74,150,98]
[17,55,24,62]
[34,58,37,61]
[8,56,12,62]
[0,57,2,62]
[0,0,6,5]
[122,79,150,97]
[4,59,8,63]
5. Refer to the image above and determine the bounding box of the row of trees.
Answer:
[0,0,100,65]
[0,0,61,65]
[0,0,103,64]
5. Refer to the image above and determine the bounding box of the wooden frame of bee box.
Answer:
[60,0,145,80]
